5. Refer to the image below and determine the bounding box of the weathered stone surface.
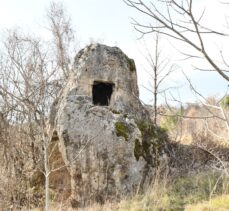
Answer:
[49,44,155,206]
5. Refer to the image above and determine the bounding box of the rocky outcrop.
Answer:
[49,44,165,207]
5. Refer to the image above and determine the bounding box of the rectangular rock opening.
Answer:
[92,81,114,106]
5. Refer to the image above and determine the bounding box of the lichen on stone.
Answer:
[115,121,129,141]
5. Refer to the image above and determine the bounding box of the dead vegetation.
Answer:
[1,96,229,210]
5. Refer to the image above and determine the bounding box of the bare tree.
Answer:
[47,1,76,79]
[124,0,229,81]
[0,28,58,209]
[141,33,176,125]
[0,2,77,210]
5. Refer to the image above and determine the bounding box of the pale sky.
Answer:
[0,0,228,105]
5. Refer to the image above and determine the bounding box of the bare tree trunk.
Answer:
[44,136,50,211]
[153,34,159,125]
[141,33,175,125]
[153,66,157,125]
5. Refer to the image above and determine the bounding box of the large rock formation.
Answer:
[49,44,165,207]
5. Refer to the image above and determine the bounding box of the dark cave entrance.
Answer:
[92,81,114,106]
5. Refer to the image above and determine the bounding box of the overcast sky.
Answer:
[0,0,228,105]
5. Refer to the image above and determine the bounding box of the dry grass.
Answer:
[185,195,229,211]
[29,171,229,211]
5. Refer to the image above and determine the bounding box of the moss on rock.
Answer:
[115,121,129,141]
[134,139,143,161]
[125,55,136,72]
[110,109,121,114]
[135,120,168,167]
[128,58,136,72]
